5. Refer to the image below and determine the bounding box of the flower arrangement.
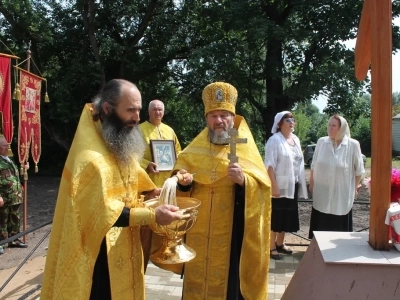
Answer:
[364,168,400,202]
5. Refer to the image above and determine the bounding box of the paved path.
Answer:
[0,251,304,300]
[145,251,304,300]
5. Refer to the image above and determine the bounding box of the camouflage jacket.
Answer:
[0,156,23,205]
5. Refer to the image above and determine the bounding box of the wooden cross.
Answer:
[355,0,392,250]
[220,128,247,163]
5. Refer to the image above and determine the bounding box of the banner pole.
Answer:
[22,48,31,244]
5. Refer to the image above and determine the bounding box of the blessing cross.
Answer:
[220,128,247,163]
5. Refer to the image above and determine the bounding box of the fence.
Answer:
[0,220,51,298]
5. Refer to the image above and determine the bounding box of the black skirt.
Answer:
[270,183,299,232]
[308,207,353,239]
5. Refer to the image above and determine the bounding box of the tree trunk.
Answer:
[82,0,106,86]
[264,37,289,141]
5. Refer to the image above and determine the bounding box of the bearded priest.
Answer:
[41,79,183,300]
[173,82,272,299]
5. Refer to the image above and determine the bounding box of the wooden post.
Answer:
[355,0,392,250]
[369,0,392,250]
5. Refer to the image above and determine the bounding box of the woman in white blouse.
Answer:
[308,115,365,239]
[264,111,308,260]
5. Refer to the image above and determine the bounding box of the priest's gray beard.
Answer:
[101,114,145,164]
[208,119,234,145]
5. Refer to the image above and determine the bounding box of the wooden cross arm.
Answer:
[355,0,372,81]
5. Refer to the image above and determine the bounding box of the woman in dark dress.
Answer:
[264,111,308,260]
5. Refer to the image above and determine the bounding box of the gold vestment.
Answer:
[139,121,181,187]
[41,104,156,300]
[174,115,271,300]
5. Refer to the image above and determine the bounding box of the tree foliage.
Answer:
[0,0,399,174]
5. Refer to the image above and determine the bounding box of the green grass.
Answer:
[365,157,400,169]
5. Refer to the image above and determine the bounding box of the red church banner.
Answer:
[0,55,13,144]
[18,69,42,168]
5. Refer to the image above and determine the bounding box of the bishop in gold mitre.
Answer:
[173,82,272,299]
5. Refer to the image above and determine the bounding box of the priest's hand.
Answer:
[144,188,161,200]
[155,204,182,225]
[146,162,159,174]
[228,163,245,186]
[0,196,4,207]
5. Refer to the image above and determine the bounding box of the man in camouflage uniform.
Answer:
[0,135,27,254]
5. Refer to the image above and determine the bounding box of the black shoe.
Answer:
[270,249,282,260]
[276,243,292,254]
[9,239,28,248]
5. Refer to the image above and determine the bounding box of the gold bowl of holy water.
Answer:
[144,197,201,269]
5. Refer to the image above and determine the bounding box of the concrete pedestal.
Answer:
[281,232,400,300]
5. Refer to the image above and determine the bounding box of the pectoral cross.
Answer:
[220,128,247,163]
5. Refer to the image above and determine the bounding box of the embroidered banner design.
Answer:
[0,56,13,144]
[18,69,41,167]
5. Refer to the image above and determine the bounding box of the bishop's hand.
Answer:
[174,169,193,186]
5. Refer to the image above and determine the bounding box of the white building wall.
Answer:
[393,114,400,154]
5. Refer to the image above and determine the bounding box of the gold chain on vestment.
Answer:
[209,142,228,182]
[118,163,133,205]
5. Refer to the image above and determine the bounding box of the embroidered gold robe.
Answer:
[139,121,181,187]
[174,115,271,300]
[41,104,156,300]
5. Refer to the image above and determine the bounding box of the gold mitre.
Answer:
[202,82,237,115]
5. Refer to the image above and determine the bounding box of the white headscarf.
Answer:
[329,115,350,146]
[271,111,291,133]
